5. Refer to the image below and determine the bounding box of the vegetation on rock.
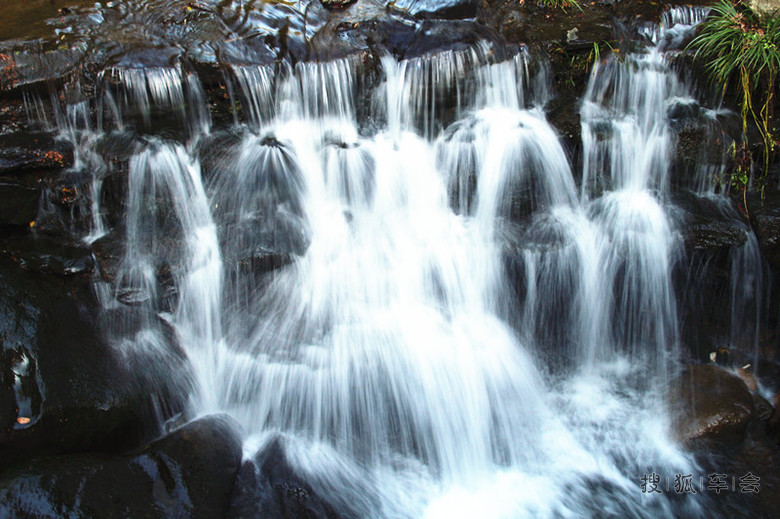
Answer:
[690,0,780,199]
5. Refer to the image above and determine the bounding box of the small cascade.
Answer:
[729,225,768,367]
[118,141,223,409]
[581,50,682,195]
[231,64,278,127]
[638,5,711,50]
[382,43,548,139]
[110,67,186,125]
[104,65,211,135]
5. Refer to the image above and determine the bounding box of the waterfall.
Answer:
[19,5,766,517]
[184,44,699,516]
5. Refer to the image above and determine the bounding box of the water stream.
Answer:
[24,4,766,517]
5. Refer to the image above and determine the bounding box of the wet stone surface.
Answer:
[0,258,188,469]
[0,414,243,518]
[227,437,342,519]
[670,364,755,445]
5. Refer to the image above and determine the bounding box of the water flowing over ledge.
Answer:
[1,2,778,518]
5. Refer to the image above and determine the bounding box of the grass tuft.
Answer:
[690,0,780,198]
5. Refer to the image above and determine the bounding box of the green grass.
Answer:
[689,0,780,197]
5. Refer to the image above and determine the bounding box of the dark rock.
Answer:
[769,392,780,444]
[0,259,187,470]
[206,134,311,276]
[32,171,97,239]
[669,364,754,444]
[500,216,582,368]
[714,346,731,366]
[0,414,243,518]
[321,0,359,10]
[227,437,340,519]
[0,175,39,227]
[671,191,748,253]
[750,191,780,268]
[0,45,84,91]
[309,0,500,61]
[0,133,74,174]
[753,392,773,422]
[670,191,769,362]
[91,231,124,282]
[478,0,612,45]
[396,0,479,20]
[0,233,94,276]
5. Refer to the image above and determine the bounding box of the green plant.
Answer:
[729,141,752,216]
[689,0,780,199]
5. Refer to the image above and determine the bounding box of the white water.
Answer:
[145,46,699,516]
[29,6,761,517]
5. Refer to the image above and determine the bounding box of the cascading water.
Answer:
[18,4,768,517]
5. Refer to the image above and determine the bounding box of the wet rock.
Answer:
[749,191,780,268]
[227,437,340,519]
[0,233,94,276]
[670,191,767,362]
[220,214,308,277]
[309,0,499,60]
[91,231,124,283]
[30,171,96,239]
[736,365,759,392]
[0,133,80,229]
[479,0,613,46]
[753,392,773,422]
[0,133,74,174]
[205,134,311,276]
[0,45,84,91]
[321,0,359,10]
[0,414,243,518]
[0,52,17,91]
[208,2,325,65]
[93,230,184,310]
[669,364,754,445]
[769,392,780,444]
[0,259,187,469]
[500,216,582,367]
[0,176,39,227]
[671,191,748,253]
[668,93,739,192]
[395,0,480,20]
[401,19,502,59]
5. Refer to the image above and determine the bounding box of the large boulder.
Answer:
[669,364,754,445]
[0,258,188,469]
[228,437,341,519]
[0,414,243,518]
